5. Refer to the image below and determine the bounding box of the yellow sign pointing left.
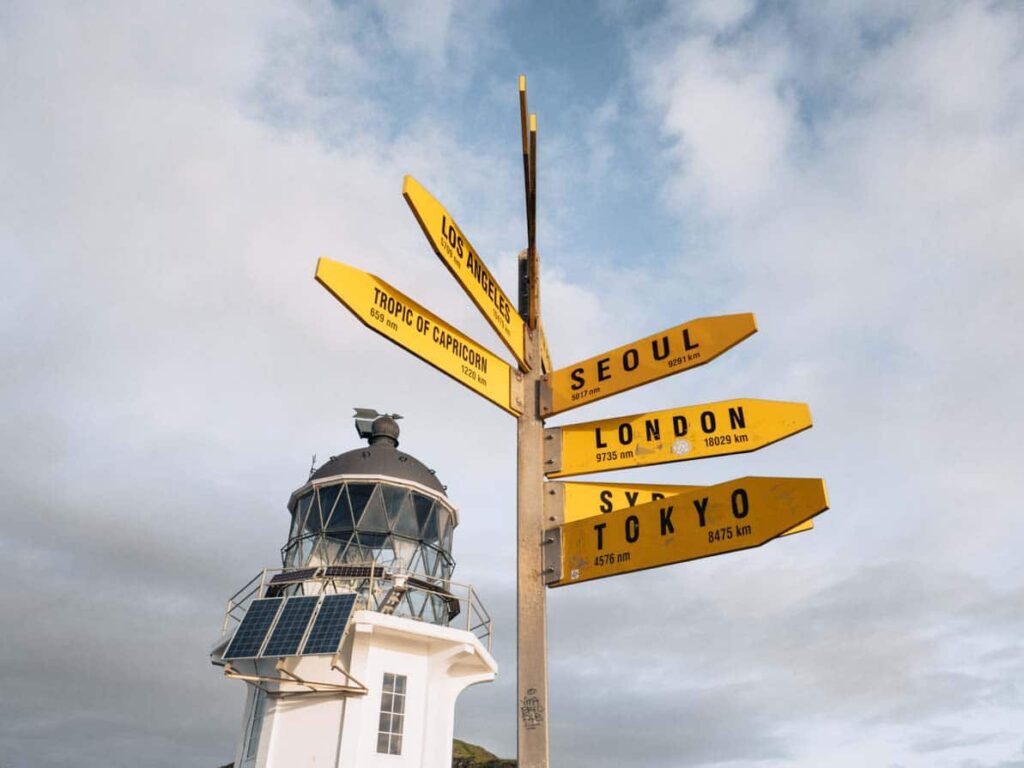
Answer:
[316,258,522,416]
[403,176,530,370]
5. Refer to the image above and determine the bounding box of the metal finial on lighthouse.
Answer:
[353,407,403,441]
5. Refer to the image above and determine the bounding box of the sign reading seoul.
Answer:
[315,257,522,416]
[544,399,813,477]
[545,477,828,587]
[403,176,529,370]
[544,480,814,535]
[540,314,758,416]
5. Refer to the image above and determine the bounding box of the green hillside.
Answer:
[452,739,517,767]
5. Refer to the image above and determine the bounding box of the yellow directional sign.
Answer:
[539,320,553,374]
[544,477,828,587]
[403,176,530,370]
[544,399,812,478]
[316,257,522,416]
[544,480,813,536]
[539,314,757,416]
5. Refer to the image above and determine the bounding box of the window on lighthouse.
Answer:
[376,672,407,755]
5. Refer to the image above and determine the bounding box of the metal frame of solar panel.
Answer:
[303,593,358,655]
[224,597,284,659]
[262,595,320,657]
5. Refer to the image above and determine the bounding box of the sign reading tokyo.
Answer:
[403,176,529,370]
[539,314,758,416]
[545,477,828,587]
[544,480,814,536]
[544,399,812,478]
[315,258,522,416]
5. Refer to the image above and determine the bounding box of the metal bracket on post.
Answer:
[510,370,525,415]
[538,376,553,417]
[542,527,562,587]
[542,481,565,527]
[542,427,561,476]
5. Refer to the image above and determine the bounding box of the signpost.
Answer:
[315,258,523,416]
[544,480,814,534]
[540,313,757,416]
[543,478,828,587]
[544,399,812,477]
[315,76,828,768]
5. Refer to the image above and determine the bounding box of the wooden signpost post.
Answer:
[315,76,828,768]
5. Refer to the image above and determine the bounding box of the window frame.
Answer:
[375,672,407,755]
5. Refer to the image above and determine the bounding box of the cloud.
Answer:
[2,2,1023,767]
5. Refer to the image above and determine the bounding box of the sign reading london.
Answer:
[403,176,529,369]
[315,257,522,416]
[540,314,757,416]
[544,480,814,536]
[545,477,828,587]
[544,399,812,477]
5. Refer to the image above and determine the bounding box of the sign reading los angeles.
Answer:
[315,257,522,416]
[544,399,812,477]
[540,314,757,416]
[544,480,814,535]
[403,176,529,370]
[544,477,828,587]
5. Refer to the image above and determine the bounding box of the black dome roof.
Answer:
[310,443,445,494]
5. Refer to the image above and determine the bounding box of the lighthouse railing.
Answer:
[221,565,492,652]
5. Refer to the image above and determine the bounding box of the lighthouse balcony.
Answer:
[216,564,492,654]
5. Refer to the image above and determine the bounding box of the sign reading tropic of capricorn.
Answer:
[315,76,828,768]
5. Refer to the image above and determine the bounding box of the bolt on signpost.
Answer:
[316,76,827,768]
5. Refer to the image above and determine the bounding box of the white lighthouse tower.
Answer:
[211,411,497,767]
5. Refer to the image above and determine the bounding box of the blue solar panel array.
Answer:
[223,593,357,660]
[303,593,358,655]
[262,596,319,657]
[224,598,283,659]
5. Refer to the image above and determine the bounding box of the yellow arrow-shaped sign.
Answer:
[539,314,757,416]
[403,176,530,370]
[544,399,812,478]
[544,477,828,587]
[316,258,522,416]
[544,480,813,536]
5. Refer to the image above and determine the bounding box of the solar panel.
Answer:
[224,598,283,659]
[323,565,376,579]
[262,595,319,657]
[268,568,319,586]
[302,593,357,655]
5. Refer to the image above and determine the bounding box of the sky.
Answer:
[1,1,1022,766]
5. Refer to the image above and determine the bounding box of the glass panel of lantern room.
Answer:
[347,483,375,521]
[393,493,419,539]
[320,537,342,564]
[298,535,313,565]
[413,494,433,537]
[358,486,389,532]
[392,537,417,573]
[420,503,439,544]
[316,486,341,530]
[374,536,396,567]
[381,486,408,527]
[291,493,313,540]
[436,508,450,545]
[325,485,354,532]
[421,546,437,576]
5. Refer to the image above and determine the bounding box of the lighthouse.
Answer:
[211,411,497,767]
